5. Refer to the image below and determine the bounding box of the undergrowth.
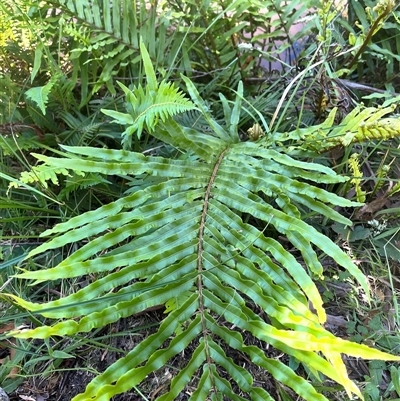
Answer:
[1,0,400,400]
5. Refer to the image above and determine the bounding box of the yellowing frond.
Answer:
[348,153,366,202]
[389,182,400,197]
[357,117,400,142]
[8,162,81,191]
[375,164,390,192]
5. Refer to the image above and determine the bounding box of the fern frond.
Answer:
[281,105,400,152]
[8,135,396,399]
[101,41,196,147]
[115,80,195,137]
[0,135,44,156]
[348,153,366,203]
[357,116,400,141]
[7,54,400,400]
[24,73,62,115]
[58,111,106,146]
[59,172,110,200]
[8,163,75,190]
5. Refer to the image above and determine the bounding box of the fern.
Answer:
[57,110,108,146]
[10,165,74,189]
[278,104,400,152]
[24,73,61,115]
[59,172,110,201]
[6,45,400,401]
[54,0,140,94]
[36,0,181,98]
[348,153,366,203]
[101,41,196,148]
[0,135,45,156]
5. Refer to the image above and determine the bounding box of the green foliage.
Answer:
[334,0,400,86]
[6,48,400,401]
[2,1,400,400]
[277,104,400,152]
[25,73,61,115]
[102,41,196,148]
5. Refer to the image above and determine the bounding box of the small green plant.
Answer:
[4,41,400,401]
[334,0,400,86]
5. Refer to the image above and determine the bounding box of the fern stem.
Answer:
[197,147,229,391]
[345,1,391,71]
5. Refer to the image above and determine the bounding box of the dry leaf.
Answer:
[355,195,390,220]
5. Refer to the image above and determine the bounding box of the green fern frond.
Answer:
[51,0,179,96]
[101,41,196,147]
[0,135,44,156]
[8,135,396,399]
[57,110,106,146]
[7,51,400,400]
[25,84,53,116]
[59,172,110,200]
[118,80,195,137]
[25,73,62,115]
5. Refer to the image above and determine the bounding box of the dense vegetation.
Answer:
[1,0,400,400]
